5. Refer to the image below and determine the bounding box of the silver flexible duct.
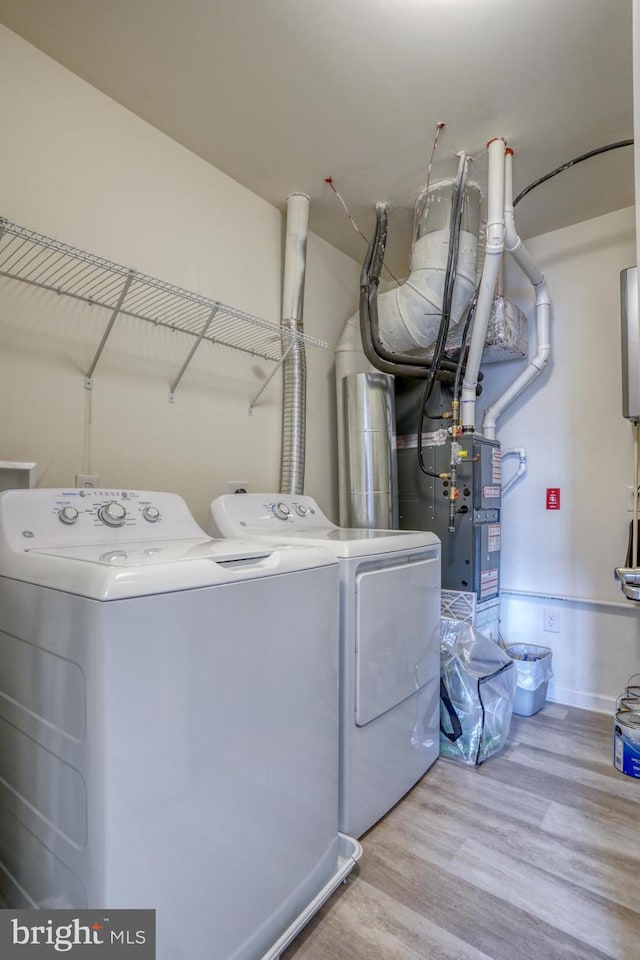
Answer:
[279,194,309,495]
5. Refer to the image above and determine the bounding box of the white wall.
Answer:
[480,205,640,711]
[0,26,360,525]
[2,26,638,712]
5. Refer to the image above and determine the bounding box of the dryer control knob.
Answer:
[142,506,160,523]
[59,506,79,525]
[98,501,127,527]
[295,504,307,517]
[273,502,290,521]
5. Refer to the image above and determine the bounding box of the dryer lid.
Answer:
[209,493,440,558]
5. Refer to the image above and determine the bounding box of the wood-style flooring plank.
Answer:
[506,741,640,800]
[448,836,640,958]
[475,755,639,825]
[541,801,640,862]
[359,836,614,960]
[383,769,640,913]
[283,703,640,960]
[284,877,495,960]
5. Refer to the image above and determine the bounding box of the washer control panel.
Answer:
[0,489,207,550]
[211,493,334,536]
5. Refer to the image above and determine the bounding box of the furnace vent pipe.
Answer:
[461,138,506,431]
[280,193,309,495]
[482,150,551,440]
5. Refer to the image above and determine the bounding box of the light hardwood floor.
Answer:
[283,704,640,960]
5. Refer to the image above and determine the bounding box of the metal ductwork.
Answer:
[280,193,309,496]
[339,371,398,529]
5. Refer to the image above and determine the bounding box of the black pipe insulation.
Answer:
[417,156,469,476]
[454,286,479,402]
[420,154,469,396]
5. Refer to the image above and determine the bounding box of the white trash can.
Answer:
[505,643,553,717]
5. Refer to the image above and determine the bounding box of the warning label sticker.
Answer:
[481,567,499,598]
[483,485,501,500]
[488,524,501,553]
[492,448,502,483]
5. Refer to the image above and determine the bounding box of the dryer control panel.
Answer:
[211,493,334,536]
[0,489,207,550]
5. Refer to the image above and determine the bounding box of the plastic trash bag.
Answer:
[440,618,517,765]
[505,643,553,691]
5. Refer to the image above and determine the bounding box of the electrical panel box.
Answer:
[621,266,640,420]
[395,380,501,602]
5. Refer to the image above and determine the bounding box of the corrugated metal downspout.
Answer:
[280,193,309,495]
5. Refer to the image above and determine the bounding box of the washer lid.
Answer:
[0,490,336,599]
[1,538,336,600]
[28,538,270,567]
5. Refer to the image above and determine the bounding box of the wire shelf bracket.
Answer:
[248,341,295,415]
[84,269,135,389]
[0,217,328,407]
[168,305,218,402]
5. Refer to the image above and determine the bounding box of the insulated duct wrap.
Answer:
[376,181,481,354]
[427,294,528,364]
[280,194,309,496]
[340,372,398,529]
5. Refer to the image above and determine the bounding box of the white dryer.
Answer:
[0,489,360,960]
[209,494,441,839]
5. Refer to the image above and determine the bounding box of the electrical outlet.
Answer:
[627,484,640,511]
[76,474,100,488]
[226,480,249,495]
[543,608,559,633]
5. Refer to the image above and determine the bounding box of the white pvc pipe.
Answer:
[461,138,506,431]
[482,151,551,440]
[501,447,527,496]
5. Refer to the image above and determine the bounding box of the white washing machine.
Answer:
[0,489,360,960]
[209,494,441,839]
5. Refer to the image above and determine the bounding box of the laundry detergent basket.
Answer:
[440,619,517,765]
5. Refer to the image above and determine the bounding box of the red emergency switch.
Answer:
[546,487,560,510]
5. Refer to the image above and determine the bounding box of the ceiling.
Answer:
[0,0,634,275]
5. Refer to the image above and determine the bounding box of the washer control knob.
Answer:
[98,501,127,527]
[59,506,79,525]
[273,502,290,521]
[295,504,307,517]
[142,505,160,523]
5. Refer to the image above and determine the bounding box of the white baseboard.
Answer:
[548,684,616,715]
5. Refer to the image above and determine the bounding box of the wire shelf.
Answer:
[0,217,328,402]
